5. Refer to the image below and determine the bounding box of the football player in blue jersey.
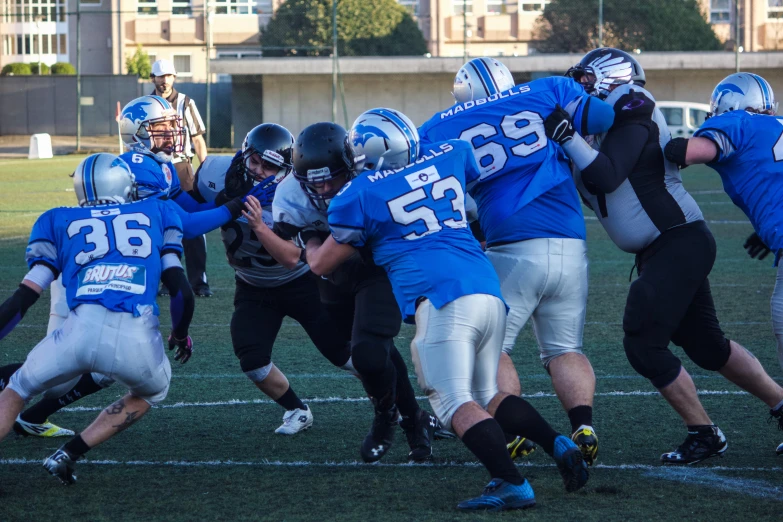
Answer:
[292,108,588,511]
[0,153,195,485]
[663,72,783,454]
[417,57,615,465]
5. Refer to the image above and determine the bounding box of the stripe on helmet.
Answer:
[750,74,772,110]
[475,59,499,97]
[467,62,491,99]
[149,95,169,110]
[376,109,416,164]
[82,154,97,202]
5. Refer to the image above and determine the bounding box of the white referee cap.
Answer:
[151,59,177,77]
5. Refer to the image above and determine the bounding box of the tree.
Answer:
[0,63,32,76]
[534,0,722,53]
[29,62,50,75]
[126,44,152,78]
[51,62,76,75]
[261,0,428,57]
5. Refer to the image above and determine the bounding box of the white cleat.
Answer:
[14,415,75,438]
[274,406,313,435]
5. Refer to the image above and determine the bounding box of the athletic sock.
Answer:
[0,363,23,391]
[21,373,104,424]
[494,395,559,455]
[390,347,420,419]
[63,434,91,459]
[461,418,524,486]
[275,387,306,412]
[567,405,594,434]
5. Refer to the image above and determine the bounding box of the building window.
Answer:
[59,33,66,55]
[770,0,783,19]
[147,52,157,65]
[138,0,157,15]
[519,0,549,12]
[173,54,192,76]
[487,0,513,15]
[214,0,255,15]
[452,0,472,15]
[173,0,191,15]
[710,0,731,23]
[80,0,101,4]
[397,0,417,16]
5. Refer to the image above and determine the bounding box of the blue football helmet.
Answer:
[72,153,137,207]
[119,95,184,162]
[453,57,515,104]
[708,73,778,117]
[349,108,420,172]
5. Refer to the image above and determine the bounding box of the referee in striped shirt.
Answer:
[151,59,212,297]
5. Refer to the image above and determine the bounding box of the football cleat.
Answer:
[14,415,75,438]
[571,425,598,465]
[776,442,783,456]
[400,410,436,463]
[457,478,536,512]
[507,436,537,460]
[43,449,78,485]
[433,417,457,440]
[553,435,589,493]
[361,404,398,463]
[274,406,313,435]
[661,426,727,465]
[770,407,783,455]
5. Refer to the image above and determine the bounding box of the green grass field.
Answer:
[1,156,782,521]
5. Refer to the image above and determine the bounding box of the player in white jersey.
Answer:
[0,154,195,484]
[192,124,355,435]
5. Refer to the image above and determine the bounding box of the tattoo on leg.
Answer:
[105,399,125,415]
[112,410,140,432]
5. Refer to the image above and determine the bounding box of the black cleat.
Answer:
[43,448,78,485]
[361,403,398,463]
[661,426,727,465]
[400,410,436,463]
[769,407,783,455]
[507,436,537,460]
[193,286,213,298]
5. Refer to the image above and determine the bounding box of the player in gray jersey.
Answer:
[248,122,448,464]
[193,124,355,435]
[547,47,783,464]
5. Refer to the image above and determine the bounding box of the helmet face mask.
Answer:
[120,96,185,162]
[566,48,646,99]
[241,123,295,188]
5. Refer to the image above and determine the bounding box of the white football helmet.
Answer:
[72,153,137,207]
[453,57,515,104]
[119,95,184,162]
[349,108,420,172]
[709,73,778,117]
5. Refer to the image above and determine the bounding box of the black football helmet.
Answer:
[566,48,646,99]
[242,123,294,182]
[292,122,355,211]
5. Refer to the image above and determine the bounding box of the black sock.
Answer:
[359,362,397,409]
[687,424,716,434]
[0,363,23,391]
[275,386,306,412]
[390,347,420,419]
[567,405,593,433]
[21,374,104,424]
[462,419,524,486]
[63,434,91,459]
[494,395,559,456]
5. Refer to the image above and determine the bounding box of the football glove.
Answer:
[544,104,575,145]
[743,232,772,260]
[244,177,279,207]
[168,334,194,364]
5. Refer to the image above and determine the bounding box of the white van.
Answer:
[657,101,711,137]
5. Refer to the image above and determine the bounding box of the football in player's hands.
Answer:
[612,90,655,121]
[168,334,194,364]
[743,232,772,260]
[544,104,576,145]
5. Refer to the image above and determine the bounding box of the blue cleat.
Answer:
[553,435,589,492]
[457,478,536,512]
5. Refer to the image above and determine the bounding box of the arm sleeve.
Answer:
[25,212,60,277]
[0,284,40,342]
[169,201,232,239]
[159,201,185,256]
[160,265,194,340]
[328,193,367,247]
[171,189,217,212]
[693,115,744,163]
[580,123,650,194]
[554,78,615,136]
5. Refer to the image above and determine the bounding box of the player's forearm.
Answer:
[172,190,216,213]
[306,235,356,276]
[178,205,232,239]
[0,281,43,341]
[254,222,302,270]
[161,266,194,340]
[193,135,207,164]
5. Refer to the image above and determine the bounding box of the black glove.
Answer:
[612,90,655,123]
[664,137,689,169]
[168,334,194,364]
[544,104,575,145]
[222,196,245,220]
[224,150,252,198]
[743,232,772,260]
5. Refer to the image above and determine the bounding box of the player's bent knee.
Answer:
[540,346,584,369]
[683,337,731,372]
[351,339,392,376]
[244,362,274,383]
[137,382,170,406]
[90,373,115,388]
[431,392,474,434]
[623,337,682,388]
[234,344,272,374]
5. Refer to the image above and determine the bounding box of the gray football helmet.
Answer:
[453,57,515,104]
[709,73,778,117]
[72,153,138,207]
[349,108,420,172]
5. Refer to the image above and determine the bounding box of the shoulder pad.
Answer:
[195,156,232,204]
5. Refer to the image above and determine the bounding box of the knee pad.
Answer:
[234,343,272,374]
[623,336,682,389]
[682,337,731,372]
[540,346,584,369]
[351,338,393,377]
[244,362,274,384]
